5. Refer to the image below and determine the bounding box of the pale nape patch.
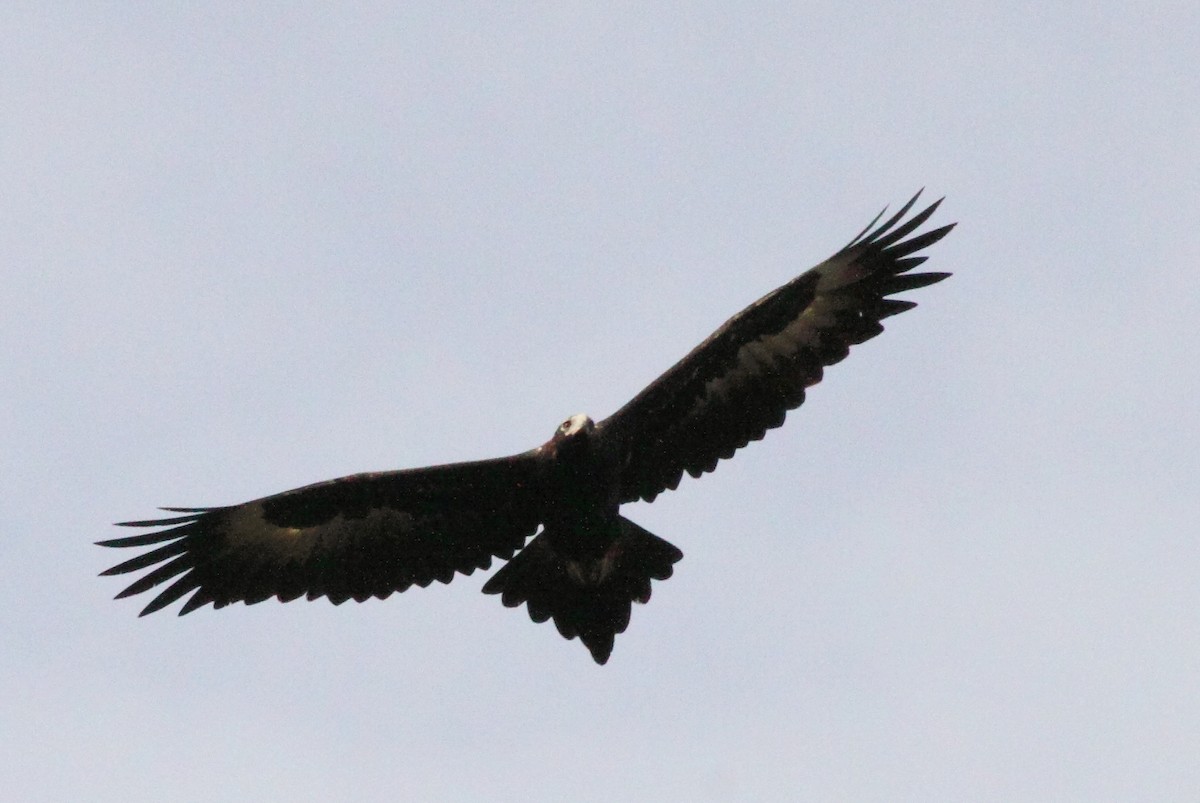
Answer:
[563,413,593,436]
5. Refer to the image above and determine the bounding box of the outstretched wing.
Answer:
[599,192,954,503]
[99,453,547,615]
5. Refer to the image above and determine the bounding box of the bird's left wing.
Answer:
[99,452,546,615]
[599,193,953,503]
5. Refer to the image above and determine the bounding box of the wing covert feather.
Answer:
[99,453,547,615]
[599,193,953,503]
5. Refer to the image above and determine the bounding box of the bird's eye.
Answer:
[560,420,571,431]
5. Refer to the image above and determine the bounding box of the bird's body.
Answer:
[538,415,615,560]
[100,192,954,663]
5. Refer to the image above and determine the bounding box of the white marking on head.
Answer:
[558,413,593,437]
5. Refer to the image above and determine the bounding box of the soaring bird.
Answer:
[99,192,953,664]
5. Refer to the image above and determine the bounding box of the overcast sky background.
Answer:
[3,4,1198,801]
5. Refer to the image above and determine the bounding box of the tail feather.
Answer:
[481,517,682,664]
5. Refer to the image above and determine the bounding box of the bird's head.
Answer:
[543,413,595,460]
[553,413,594,443]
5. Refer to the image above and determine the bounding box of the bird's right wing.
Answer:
[599,193,953,503]
[99,452,548,616]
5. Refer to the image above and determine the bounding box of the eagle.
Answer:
[99,192,953,664]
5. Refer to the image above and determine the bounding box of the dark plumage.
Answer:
[100,192,954,663]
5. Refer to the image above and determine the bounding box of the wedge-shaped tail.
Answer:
[482,517,683,664]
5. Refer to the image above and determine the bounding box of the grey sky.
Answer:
[3,3,1198,801]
